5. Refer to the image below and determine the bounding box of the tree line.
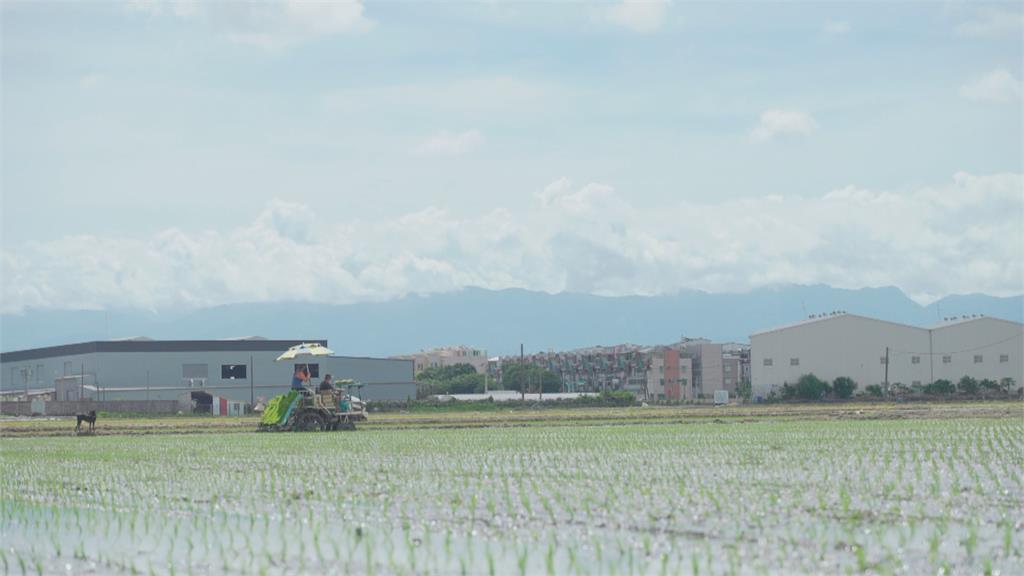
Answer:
[773,374,1017,401]
[416,363,562,396]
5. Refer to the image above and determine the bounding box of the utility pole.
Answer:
[884,346,890,390]
[520,344,525,401]
[249,355,254,406]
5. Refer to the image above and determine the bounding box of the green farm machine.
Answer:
[258,382,367,432]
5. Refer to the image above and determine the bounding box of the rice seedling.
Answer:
[1,418,1021,574]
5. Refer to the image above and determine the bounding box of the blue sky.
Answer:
[2,1,1022,311]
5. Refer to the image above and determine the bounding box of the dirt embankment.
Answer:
[1,401,1020,438]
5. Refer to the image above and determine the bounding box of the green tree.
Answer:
[923,379,955,395]
[1000,377,1017,393]
[794,374,829,400]
[864,384,883,397]
[979,378,1000,392]
[417,363,477,382]
[501,364,562,393]
[831,377,857,399]
[737,380,752,401]
[416,363,484,395]
[957,375,979,395]
[446,373,485,394]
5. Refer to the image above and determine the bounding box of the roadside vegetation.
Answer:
[772,374,1019,402]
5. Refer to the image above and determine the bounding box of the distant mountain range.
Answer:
[2,285,1021,357]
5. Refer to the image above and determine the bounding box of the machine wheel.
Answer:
[295,411,325,432]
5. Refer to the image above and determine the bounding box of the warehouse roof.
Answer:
[750,313,896,337]
[752,312,1022,338]
[1,338,328,363]
[928,315,1023,330]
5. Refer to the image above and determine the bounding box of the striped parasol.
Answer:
[275,342,334,362]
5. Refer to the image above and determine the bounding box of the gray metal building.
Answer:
[751,314,1023,398]
[0,337,417,405]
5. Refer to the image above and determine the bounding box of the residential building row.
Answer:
[486,340,751,401]
[438,312,1021,402]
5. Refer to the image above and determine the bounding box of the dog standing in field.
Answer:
[75,410,97,434]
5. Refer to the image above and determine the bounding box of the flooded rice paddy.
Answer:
[2,418,1022,574]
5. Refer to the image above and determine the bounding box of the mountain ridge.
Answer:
[2,285,1021,356]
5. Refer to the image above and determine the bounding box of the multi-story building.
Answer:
[750,313,1023,399]
[720,343,751,396]
[645,347,693,401]
[490,345,648,394]
[680,340,724,399]
[392,346,488,375]
[486,338,760,402]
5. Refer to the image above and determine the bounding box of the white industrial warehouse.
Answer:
[750,314,1024,399]
[0,338,417,411]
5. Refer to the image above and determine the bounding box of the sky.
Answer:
[1,0,1022,313]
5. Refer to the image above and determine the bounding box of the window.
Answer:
[911,356,920,364]
[725,365,733,373]
[296,363,320,378]
[221,364,247,380]
[182,364,208,388]
[880,357,888,365]
[790,358,799,366]
[942,355,951,364]
[1000,354,1009,363]
[763,358,773,367]
[974,355,983,364]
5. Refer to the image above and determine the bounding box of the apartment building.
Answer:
[392,346,488,375]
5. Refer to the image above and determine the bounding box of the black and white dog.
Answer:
[75,410,97,433]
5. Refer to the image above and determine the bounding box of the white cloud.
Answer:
[3,173,1021,312]
[126,0,372,48]
[414,130,484,157]
[604,0,671,33]
[955,8,1023,38]
[750,109,818,142]
[960,69,1023,103]
[822,20,851,36]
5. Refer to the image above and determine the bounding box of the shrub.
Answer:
[832,377,856,399]
[794,374,830,400]
[923,379,955,395]
[957,376,979,395]
[864,384,883,397]
[889,382,911,396]
[979,379,1000,392]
